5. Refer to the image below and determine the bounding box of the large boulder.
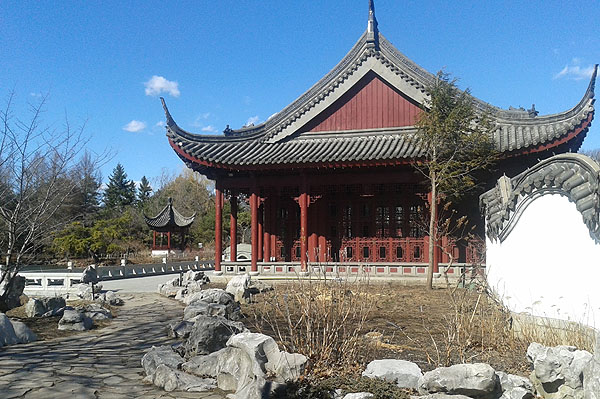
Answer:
[25,298,46,317]
[527,342,592,399]
[10,320,37,344]
[418,363,498,397]
[183,316,246,357]
[0,313,18,347]
[72,283,101,300]
[26,297,66,317]
[362,359,423,389]
[343,394,374,399]
[81,265,98,284]
[0,275,25,311]
[141,345,185,376]
[184,289,241,320]
[182,332,305,399]
[183,301,228,321]
[496,371,534,399]
[58,308,93,331]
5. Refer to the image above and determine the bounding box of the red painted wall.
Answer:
[302,72,421,133]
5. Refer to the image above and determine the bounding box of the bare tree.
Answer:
[0,91,108,310]
[414,72,497,290]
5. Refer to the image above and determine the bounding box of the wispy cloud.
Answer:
[246,116,259,126]
[30,92,42,98]
[154,120,165,128]
[201,125,218,133]
[554,59,595,81]
[123,120,147,132]
[144,75,180,97]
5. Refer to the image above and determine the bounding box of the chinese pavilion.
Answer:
[161,1,596,275]
[144,197,196,255]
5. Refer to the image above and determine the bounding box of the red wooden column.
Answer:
[263,197,271,262]
[250,189,259,273]
[258,204,263,261]
[167,231,171,250]
[299,192,309,272]
[152,231,156,250]
[230,194,238,262]
[214,183,223,273]
[270,195,277,260]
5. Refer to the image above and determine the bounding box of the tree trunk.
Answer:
[426,172,437,290]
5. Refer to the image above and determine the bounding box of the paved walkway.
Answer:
[0,294,226,399]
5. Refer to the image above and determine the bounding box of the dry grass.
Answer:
[247,275,376,377]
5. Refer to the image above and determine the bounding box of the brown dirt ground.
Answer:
[241,281,531,376]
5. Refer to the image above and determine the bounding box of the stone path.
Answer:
[0,294,226,399]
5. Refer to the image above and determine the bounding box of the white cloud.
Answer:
[123,120,147,132]
[30,92,42,98]
[554,59,595,81]
[144,75,180,97]
[154,120,165,128]
[201,125,218,133]
[246,116,259,126]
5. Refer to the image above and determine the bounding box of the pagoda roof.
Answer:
[144,197,196,231]
[163,4,596,177]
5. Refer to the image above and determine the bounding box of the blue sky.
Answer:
[1,1,598,186]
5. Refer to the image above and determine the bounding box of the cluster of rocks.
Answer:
[351,340,600,399]
[25,296,66,317]
[149,275,306,398]
[157,270,210,299]
[0,313,37,347]
[58,303,113,331]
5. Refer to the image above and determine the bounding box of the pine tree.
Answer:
[137,176,152,205]
[103,163,136,210]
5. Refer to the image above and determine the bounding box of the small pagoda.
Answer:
[144,197,196,256]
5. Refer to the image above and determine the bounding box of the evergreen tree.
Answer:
[137,176,152,205]
[72,151,102,222]
[415,71,497,289]
[103,163,136,210]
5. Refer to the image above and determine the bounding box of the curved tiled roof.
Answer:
[163,16,596,173]
[480,154,600,243]
[144,197,196,230]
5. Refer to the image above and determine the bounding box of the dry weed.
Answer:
[248,273,376,376]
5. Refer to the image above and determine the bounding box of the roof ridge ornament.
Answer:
[367,0,379,48]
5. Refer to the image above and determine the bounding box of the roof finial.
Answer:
[367,0,378,34]
[367,0,379,47]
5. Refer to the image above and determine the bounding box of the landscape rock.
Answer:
[82,304,113,320]
[25,298,46,317]
[527,342,592,399]
[226,274,251,303]
[141,345,185,376]
[266,350,308,382]
[182,350,223,377]
[58,308,93,331]
[496,371,534,399]
[72,283,101,300]
[184,288,241,320]
[150,364,216,392]
[81,265,99,284]
[227,332,280,377]
[0,313,18,346]
[167,320,194,339]
[583,331,600,399]
[26,297,66,317]
[10,320,37,343]
[183,315,245,357]
[362,359,423,389]
[98,290,124,306]
[0,275,25,311]
[343,393,374,399]
[413,394,473,399]
[183,301,228,321]
[418,363,498,397]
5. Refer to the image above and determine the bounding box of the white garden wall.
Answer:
[486,193,600,329]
